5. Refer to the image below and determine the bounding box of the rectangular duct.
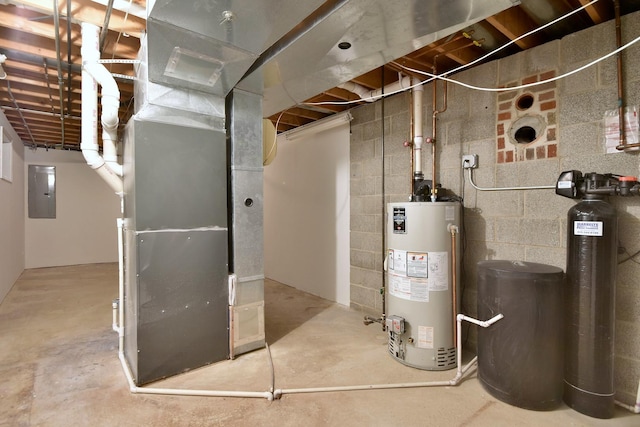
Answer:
[241,0,521,116]
[144,0,325,97]
[226,87,266,355]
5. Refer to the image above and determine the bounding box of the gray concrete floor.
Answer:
[0,263,637,426]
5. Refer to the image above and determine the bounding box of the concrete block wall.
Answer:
[350,11,640,405]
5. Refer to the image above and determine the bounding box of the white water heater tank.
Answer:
[386,202,461,370]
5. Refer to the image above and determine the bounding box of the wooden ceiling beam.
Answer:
[576,0,612,24]
[412,34,484,67]
[484,6,545,50]
[0,6,67,40]
[276,114,314,128]
[269,107,328,122]
[8,0,145,38]
[3,114,78,131]
[322,87,363,103]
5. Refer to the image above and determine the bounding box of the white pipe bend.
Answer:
[274,314,503,398]
[81,147,123,193]
[81,22,124,192]
[339,76,412,102]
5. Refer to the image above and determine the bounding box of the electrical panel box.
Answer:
[28,165,56,219]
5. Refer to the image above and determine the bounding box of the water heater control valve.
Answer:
[385,315,405,335]
[556,170,640,199]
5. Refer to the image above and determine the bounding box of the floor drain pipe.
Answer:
[273,313,504,398]
[112,229,273,400]
[615,380,640,413]
[113,303,274,399]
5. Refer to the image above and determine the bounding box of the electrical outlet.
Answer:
[462,154,478,169]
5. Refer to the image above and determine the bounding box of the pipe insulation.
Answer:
[81,22,124,193]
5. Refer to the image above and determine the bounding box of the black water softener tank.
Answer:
[564,193,618,419]
[477,260,564,410]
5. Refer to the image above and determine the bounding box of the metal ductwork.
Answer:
[239,0,520,116]
[122,0,332,385]
[139,0,518,114]
[143,0,327,97]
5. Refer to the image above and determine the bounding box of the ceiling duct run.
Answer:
[244,0,521,116]
[141,0,519,114]
[143,0,326,97]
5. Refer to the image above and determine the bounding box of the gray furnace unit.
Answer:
[120,0,324,385]
[123,117,230,385]
[120,4,273,383]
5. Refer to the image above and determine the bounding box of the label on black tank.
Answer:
[574,221,603,237]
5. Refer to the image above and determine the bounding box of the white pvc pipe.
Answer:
[615,379,640,413]
[338,82,376,102]
[111,299,118,332]
[113,219,272,400]
[339,76,412,102]
[274,313,504,398]
[116,351,273,399]
[458,313,504,328]
[81,23,124,193]
[412,78,424,177]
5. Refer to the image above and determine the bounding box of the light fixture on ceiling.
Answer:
[0,54,7,79]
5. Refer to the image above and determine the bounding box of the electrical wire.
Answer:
[393,31,640,93]
[301,0,622,106]
[441,0,601,78]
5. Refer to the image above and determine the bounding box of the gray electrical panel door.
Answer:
[28,165,56,219]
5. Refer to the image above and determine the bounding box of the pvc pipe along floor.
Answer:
[0,263,636,426]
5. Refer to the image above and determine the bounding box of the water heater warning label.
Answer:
[392,207,406,234]
[388,249,449,302]
[417,326,434,349]
[388,274,428,302]
[407,252,428,278]
[574,221,603,236]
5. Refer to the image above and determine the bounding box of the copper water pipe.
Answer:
[613,0,637,151]
[449,225,459,344]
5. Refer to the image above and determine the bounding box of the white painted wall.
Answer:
[24,149,121,268]
[264,121,350,305]
[0,114,25,304]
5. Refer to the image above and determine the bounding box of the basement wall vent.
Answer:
[496,70,558,163]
